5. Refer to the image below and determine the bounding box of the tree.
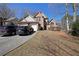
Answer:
[65,3,70,31]
[48,3,65,15]
[72,3,79,22]
[22,8,36,19]
[71,21,79,36]
[22,9,30,18]
[0,4,15,26]
[70,3,79,36]
[72,3,77,22]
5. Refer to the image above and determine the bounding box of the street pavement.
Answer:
[0,32,37,56]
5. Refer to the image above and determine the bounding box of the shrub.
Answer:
[71,21,79,36]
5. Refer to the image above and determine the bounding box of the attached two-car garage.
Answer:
[18,15,39,31]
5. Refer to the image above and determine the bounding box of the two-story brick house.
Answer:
[34,12,48,30]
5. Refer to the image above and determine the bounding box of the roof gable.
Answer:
[7,17,16,21]
[50,19,56,23]
[21,15,36,22]
[34,12,47,18]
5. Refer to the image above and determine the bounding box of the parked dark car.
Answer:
[3,25,17,36]
[17,26,34,36]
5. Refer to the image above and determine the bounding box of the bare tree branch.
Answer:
[0,4,15,18]
[0,4,15,26]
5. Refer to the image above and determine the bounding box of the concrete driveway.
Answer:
[5,31,79,56]
[0,32,37,56]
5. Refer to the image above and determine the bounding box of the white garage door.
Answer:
[31,24,38,31]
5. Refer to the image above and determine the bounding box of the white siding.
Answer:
[31,24,38,31]
[21,16,35,22]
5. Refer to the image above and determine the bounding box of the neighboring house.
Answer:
[34,12,48,30]
[18,15,38,31]
[4,17,18,26]
[0,17,18,26]
[0,17,18,35]
[47,19,60,31]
